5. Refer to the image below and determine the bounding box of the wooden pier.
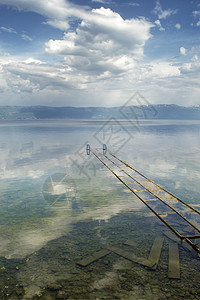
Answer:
[92,150,200,256]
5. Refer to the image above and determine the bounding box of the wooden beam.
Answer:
[148,237,164,270]
[168,243,180,279]
[77,249,110,267]
[108,246,155,268]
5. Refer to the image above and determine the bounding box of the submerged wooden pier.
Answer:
[91,149,200,256]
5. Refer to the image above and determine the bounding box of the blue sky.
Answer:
[0,0,200,107]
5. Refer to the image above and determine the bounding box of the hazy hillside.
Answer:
[0,104,200,120]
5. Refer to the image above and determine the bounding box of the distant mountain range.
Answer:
[1,104,200,120]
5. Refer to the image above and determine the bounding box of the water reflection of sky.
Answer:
[0,120,200,260]
[0,119,200,197]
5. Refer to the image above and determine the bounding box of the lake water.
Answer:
[0,119,200,299]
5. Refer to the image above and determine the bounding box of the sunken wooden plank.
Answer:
[163,231,197,257]
[168,243,180,279]
[77,249,110,267]
[108,246,155,268]
[163,231,179,243]
[124,240,137,247]
[183,225,195,234]
[148,237,164,270]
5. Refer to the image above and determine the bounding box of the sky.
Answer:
[0,0,200,107]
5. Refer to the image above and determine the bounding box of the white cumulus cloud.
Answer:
[1,53,200,107]
[175,23,181,30]
[44,6,153,81]
[0,0,154,101]
[155,19,165,31]
[0,0,88,31]
[193,10,200,26]
[0,0,200,107]
[150,61,180,78]
[153,0,178,19]
[180,46,187,56]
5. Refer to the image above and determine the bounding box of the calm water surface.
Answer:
[0,119,200,299]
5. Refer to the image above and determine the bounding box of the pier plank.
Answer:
[77,249,110,267]
[168,243,180,279]
[108,246,155,268]
[148,237,164,270]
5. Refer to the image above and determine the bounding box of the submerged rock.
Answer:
[56,290,68,299]
[47,283,61,291]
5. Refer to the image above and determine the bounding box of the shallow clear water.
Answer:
[0,119,200,299]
